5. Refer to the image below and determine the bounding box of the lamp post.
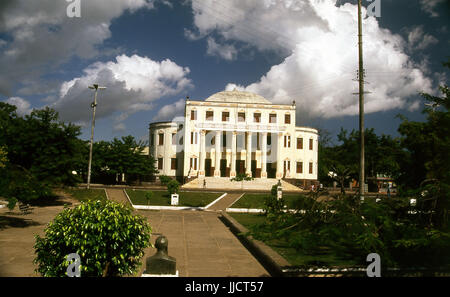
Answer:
[86,84,106,189]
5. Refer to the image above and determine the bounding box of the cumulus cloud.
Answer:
[153,98,186,122]
[188,0,433,120]
[0,0,156,96]
[4,97,32,116]
[51,54,192,126]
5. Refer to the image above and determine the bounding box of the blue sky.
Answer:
[0,0,449,144]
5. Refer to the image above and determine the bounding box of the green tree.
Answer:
[34,200,151,277]
[397,60,450,229]
[89,136,156,185]
[0,104,83,206]
[145,191,154,206]
[167,179,180,195]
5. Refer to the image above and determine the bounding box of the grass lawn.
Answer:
[230,193,307,209]
[229,213,359,267]
[126,190,222,207]
[64,188,107,202]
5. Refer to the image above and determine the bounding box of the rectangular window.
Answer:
[267,133,271,146]
[309,162,313,174]
[297,138,303,149]
[285,114,291,124]
[222,131,227,147]
[190,132,197,145]
[190,158,197,170]
[222,111,229,122]
[284,135,291,148]
[238,112,245,122]
[297,162,303,174]
[309,139,313,150]
[206,111,214,121]
[269,113,277,123]
[150,133,154,146]
[158,133,164,145]
[190,110,197,120]
[254,113,261,123]
[172,133,176,145]
[171,158,177,170]
[158,158,163,170]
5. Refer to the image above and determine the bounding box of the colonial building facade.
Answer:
[149,90,318,185]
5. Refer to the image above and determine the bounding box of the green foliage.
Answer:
[167,179,180,195]
[7,197,17,210]
[318,127,403,188]
[0,145,7,168]
[0,104,83,204]
[249,191,450,268]
[264,185,285,215]
[159,175,171,186]
[145,191,154,205]
[84,136,157,185]
[231,173,253,181]
[34,200,151,277]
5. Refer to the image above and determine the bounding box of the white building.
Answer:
[149,89,318,187]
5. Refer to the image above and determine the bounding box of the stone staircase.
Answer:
[182,177,303,192]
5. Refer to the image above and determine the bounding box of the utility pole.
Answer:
[87,84,106,189]
[358,0,365,200]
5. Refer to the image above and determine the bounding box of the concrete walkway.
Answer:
[206,193,243,211]
[138,210,269,277]
[105,188,130,205]
[104,189,269,276]
[0,189,269,277]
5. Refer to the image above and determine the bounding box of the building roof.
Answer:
[205,89,272,104]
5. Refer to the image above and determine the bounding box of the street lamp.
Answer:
[86,84,106,189]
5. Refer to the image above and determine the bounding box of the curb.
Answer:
[220,211,290,277]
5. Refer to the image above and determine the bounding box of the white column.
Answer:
[276,132,283,179]
[246,131,252,176]
[230,131,237,178]
[199,130,206,177]
[261,132,267,178]
[214,130,221,177]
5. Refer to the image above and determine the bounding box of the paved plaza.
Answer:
[0,189,270,277]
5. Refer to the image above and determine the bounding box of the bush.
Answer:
[231,173,253,182]
[159,175,171,186]
[167,180,179,195]
[145,191,154,206]
[34,200,151,277]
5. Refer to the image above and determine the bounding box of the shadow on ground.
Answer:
[28,194,75,207]
[0,215,42,230]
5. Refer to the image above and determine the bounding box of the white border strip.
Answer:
[104,188,110,201]
[123,189,134,205]
[226,208,308,214]
[133,205,205,211]
[204,193,228,209]
[124,189,227,211]
[225,208,265,213]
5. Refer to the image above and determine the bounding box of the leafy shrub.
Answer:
[167,179,179,195]
[159,175,171,186]
[231,173,253,181]
[34,200,151,277]
[145,191,154,206]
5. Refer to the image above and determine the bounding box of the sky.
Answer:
[0,0,449,145]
